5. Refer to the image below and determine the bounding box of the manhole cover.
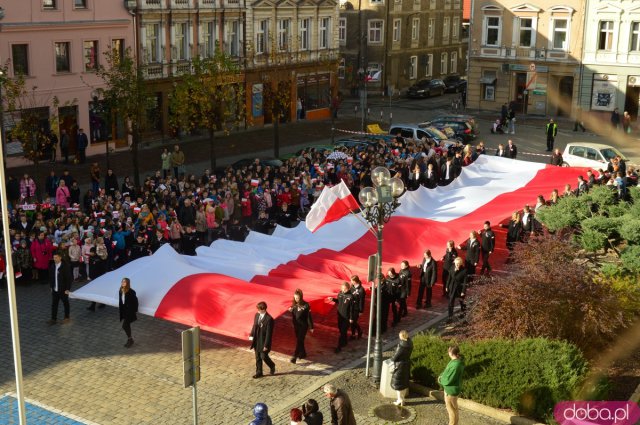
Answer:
[372,404,412,421]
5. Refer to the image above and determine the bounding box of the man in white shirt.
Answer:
[48,253,72,325]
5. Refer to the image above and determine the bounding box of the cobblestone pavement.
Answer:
[0,277,496,425]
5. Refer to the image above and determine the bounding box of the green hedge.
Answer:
[411,334,608,422]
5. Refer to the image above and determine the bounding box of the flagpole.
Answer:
[0,121,27,424]
[348,210,377,237]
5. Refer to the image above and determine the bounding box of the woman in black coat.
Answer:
[446,257,467,321]
[119,277,139,348]
[301,399,323,425]
[398,261,411,317]
[505,211,522,251]
[386,268,402,326]
[288,289,314,364]
[390,330,413,406]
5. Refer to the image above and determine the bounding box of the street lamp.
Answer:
[359,166,404,383]
[357,67,368,133]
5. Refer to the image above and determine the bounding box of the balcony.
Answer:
[140,0,164,9]
[173,61,193,75]
[142,63,168,79]
[474,46,574,62]
[171,0,194,8]
[199,0,216,7]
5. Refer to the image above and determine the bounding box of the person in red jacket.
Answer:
[30,232,54,281]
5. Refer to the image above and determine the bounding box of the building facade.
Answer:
[338,0,466,96]
[467,0,585,117]
[130,0,338,136]
[578,0,640,124]
[0,0,134,152]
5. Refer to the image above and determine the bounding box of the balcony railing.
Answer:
[171,0,193,7]
[473,46,574,62]
[142,63,167,79]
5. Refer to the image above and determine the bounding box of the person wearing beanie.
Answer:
[249,402,272,425]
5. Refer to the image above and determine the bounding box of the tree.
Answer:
[169,49,245,170]
[2,66,75,198]
[95,47,150,186]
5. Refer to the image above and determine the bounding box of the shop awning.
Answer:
[480,77,497,84]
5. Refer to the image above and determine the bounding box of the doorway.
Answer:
[557,76,573,117]
[514,72,527,113]
[624,85,639,121]
[59,106,78,153]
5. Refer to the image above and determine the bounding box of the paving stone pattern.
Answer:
[0,277,499,425]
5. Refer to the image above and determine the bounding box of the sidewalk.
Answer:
[6,118,362,187]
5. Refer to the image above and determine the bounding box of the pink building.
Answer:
[0,0,134,154]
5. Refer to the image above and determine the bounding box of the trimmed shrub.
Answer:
[579,229,607,253]
[606,202,630,218]
[536,196,591,232]
[619,219,640,245]
[581,216,621,237]
[588,185,618,211]
[620,245,640,274]
[411,335,608,422]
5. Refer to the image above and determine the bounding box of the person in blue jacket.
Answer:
[249,403,272,425]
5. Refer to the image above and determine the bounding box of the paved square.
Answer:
[0,394,96,424]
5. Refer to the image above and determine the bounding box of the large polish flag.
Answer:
[305,181,360,233]
[71,156,588,339]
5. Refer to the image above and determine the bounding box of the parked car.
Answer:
[442,75,467,93]
[406,79,446,98]
[389,124,456,147]
[561,143,628,169]
[280,144,335,160]
[333,137,382,152]
[430,115,479,135]
[422,120,477,143]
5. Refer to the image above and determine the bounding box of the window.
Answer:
[112,39,125,62]
[368,20,383,44]
[55,42,71,73]
[484,17,501,46]
[428,18,435,39]
[393,19,401,42]
[441,52,447,74]
[278,19,290,51]
[174,22,188,60]
[225,20,241,56]
[482,70,496,100]
[201,21,216,57]
[598,21,614,51]
[552,19,568,50]
[519,18,533,47]
[74,0,87,8]
[256,19,268,54]
[338,57,345,79]
[319,17,331,49]
[43,0,56,9]
[444,0,451,8]
[410,56,417,79]
[145,23,161,63]
[412,18,420,40]
[11,44,29,76]
[370,0,383,5]
[450,51,457,73]
[338,18,347,46]
[299,18,311,50]
[452,17,459,38]
[632,22,640,51]
[425,53,433,76]
[429,0,435,8]
[83,40,99,71]
[443,17,450,39]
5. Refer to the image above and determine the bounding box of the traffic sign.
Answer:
[182,326,201,388]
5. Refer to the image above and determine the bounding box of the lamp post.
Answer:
[357,67,368,132]
[359,166,404,382]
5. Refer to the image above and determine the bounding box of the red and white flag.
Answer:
[305,180,359,233]
[250,179,260,187]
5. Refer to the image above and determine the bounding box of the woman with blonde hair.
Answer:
[390,330,413,406]
[505,211,522,251]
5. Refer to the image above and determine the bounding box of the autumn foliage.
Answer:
[468,235,634,356]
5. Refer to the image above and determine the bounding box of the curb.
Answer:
[268,310,451,418]
[409,383,545,425]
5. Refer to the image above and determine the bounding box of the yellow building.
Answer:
[467,1,585,117]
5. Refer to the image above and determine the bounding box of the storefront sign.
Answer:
[591,75,618,111]
[510,64,548,73]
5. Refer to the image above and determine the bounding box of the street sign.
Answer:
[182,326,201,388]
[367,254,378,282]
[529,63,536,72]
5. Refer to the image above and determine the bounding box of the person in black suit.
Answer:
[439,156,456,186]
[288,289,314,364]
[446,257,467,321]
[76,128,88,164]
[417,250,437,309]
[458,231,480,278]
[386,268,402,326]
[407,164,424,191]
[479,221,495,275]
[48,253,72,325]
[328,282,354,353]
[250,301,276,378]
[424,163,438,189]
[349,275,365,340]
[503,211,523,253]
[495,143,509,158]
[521,205,537,241]
[119,277,139,348]
[398,261,411,317]
[441,240,457,296]
[507,139,518,159]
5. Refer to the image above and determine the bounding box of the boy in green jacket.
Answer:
[438,345,465,425]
